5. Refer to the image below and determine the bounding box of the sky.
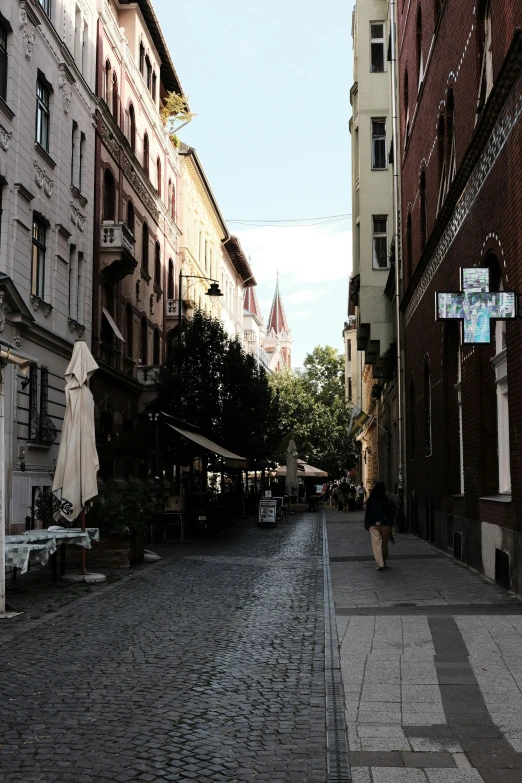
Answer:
[154,0,354,366]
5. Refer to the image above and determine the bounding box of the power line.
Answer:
[227,213,351,224]
[227,215,352,228]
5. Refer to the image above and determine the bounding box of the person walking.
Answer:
[338,480,349,512]
[364,482,397,571]
[356,482,367,509]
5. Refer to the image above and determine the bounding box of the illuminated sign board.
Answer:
[436,268,517,344]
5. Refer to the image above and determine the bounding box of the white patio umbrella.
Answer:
[285,439,299,499]
[52,340,99,575]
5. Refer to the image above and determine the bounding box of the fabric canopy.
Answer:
[52,340,99,522]
[0,339,37,376]
[276,460,328,478]
[103,308,125,342]
[285,439,299,496]
[165,422,246,461]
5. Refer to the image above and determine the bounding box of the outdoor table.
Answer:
[22,527,100,581]
[5,535,57,586]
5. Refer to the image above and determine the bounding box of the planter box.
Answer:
[66,535,131,569]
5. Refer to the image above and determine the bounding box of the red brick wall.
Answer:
[400,2,522,542]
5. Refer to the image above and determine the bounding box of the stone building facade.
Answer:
[400,1,522,592]
[0,0,97,530]
[91,0,182,462]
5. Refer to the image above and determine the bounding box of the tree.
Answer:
[157,309,281,461]
[269,345,356,476]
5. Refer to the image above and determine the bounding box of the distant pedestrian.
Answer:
[356,482,367,509]
[364,481,397,571]
[338,480,349,511]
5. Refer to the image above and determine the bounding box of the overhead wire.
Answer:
[227,213,351,228]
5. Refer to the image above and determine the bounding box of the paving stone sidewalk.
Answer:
[0,515,327,783]
[326,505,522,783]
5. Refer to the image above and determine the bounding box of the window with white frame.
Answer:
[36,79,50,152]
[39,0,51,18]
[371,119,386,169]
[370,23,386,73]
[372,215,388,269]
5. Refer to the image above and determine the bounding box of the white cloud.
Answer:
[285,288,329,305]
[292,310,312,319]
[236,224,352,285]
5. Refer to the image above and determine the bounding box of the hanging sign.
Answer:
[436,268,517,343]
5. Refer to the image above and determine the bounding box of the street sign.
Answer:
[436,267,516,343]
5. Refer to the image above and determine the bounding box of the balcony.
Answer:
[166,299,193,323]
[100,221,137,283]
[137,365,160,386]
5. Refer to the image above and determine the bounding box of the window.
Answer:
[103,60,111,103]
[372,216,388,269]
[126,200,134,233]
[370,23,385,73]
[436,115,445,214]
[81,21,88,75]
[152,72,156,101]
[410,380,416,459]
[112,72,118,122]
[143,132,149,174]
[140,316,148,364]
[490,255,511,493]
[0,23,7,101]
[125,303,133,358]
[142,222,149,272]
[103,169,115,221]
[371,119,386,169]
[154,241,161,286]
[348,378,352,401]
[455,345,464,493]
[39,0,51,18]
[416,6,424,90]
[129,103,136,152]
[71,121,78,185]
[79,133,85,192]
[139,43,145,75]
[145,56,152,91]
[153,328,160,365]
[204,239,208,271]
[348,340,352,361]
[74,6,82,65]
[404,71,410,143]
[420,170,427,251]
[171,183,176,220]
[32,217,46,298]
[156,157,162,197]
[36,79,50,152]
[406,212,413,280]
[424,364,432,456]
[477,0,493,115]
[101,284,115,345]
[434,0,441,22]
[167,259,174,299]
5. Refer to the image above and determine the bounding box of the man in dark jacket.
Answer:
[364,482,397,570]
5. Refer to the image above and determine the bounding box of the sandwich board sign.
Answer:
[259,500,277,526]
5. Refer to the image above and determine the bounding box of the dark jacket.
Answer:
[364,496,397,530]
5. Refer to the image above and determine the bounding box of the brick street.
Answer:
[2,508,522,782]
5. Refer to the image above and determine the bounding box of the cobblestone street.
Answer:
[0,515,326,783]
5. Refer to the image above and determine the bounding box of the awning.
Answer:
[103,308,125,342]
[165,422,246,462]
[0,338,38,376]
[276,460,328,478]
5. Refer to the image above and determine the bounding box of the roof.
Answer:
[121,0,185,98]
[267,277,290,334]
[244,286,262,318]
[179,144,229,239]
[223,236,256,286]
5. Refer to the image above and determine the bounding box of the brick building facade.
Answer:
[400,1,522,592]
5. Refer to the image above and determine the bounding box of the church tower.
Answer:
[264,276,293,372]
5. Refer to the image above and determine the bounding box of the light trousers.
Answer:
[370,525,391,568]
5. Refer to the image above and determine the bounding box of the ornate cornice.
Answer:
[34,160,54,197]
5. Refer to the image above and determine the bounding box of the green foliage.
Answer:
[157,309,281,460]
[87,480,159,537]
[35,487,61,526]
[160,92,195,141]
[379,343,397,385]
[269,345,356,476]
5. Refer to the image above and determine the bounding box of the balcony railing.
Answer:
[100,221,137,282]
[137,365,160,386]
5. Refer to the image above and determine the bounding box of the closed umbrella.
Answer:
[52,340,99,575]
[285,439,299,500]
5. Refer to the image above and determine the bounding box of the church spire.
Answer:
[268,273,290,334]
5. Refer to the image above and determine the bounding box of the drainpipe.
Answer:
[389,0,404,494]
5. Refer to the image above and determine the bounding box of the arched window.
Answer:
[129,103,136,152]
[103,59,111,103]
[406,211,413,280]
[436,115,445,214]
[112,71,118,122]
[139,42,145,75]
[152,71,157,101]
[167,178,172,213]
[154,241,161,287]
[153,328,160,365]
[140,316,148,365]
[416,6,424,90]
[403,70,410,144]
[420,170,427,251]
[103,169,115,221]
[410,379,416,459]
[424,363,432,456]
[125,303,133,358]
[156,157,162,197]
[142,222,149,272]
[0,23,8,101]
[167,258,174,299]
[143,132,149,175]
[126,200,134,233]
[477,0,493,116]
[145,55,152,90]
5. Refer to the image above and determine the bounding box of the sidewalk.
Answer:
[325,505,522,783]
